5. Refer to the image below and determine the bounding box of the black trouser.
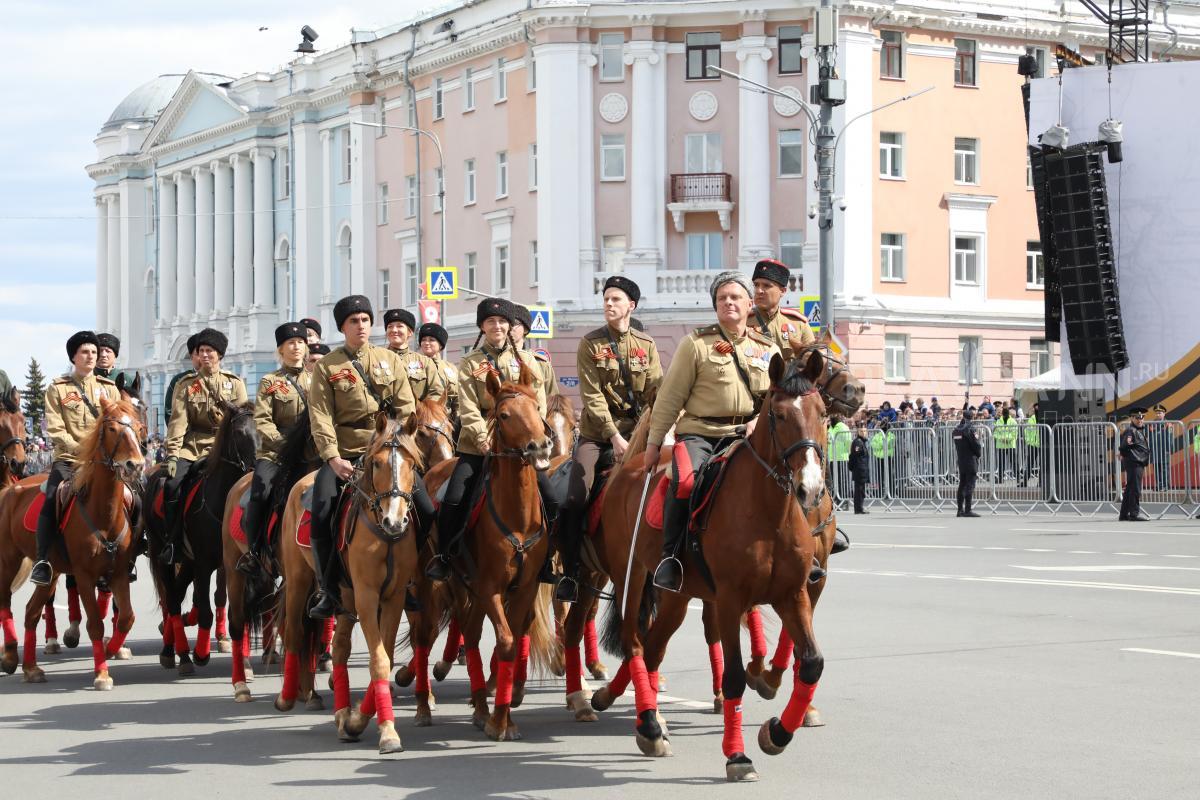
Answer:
[852,478,866,513]
[163,457,198,535]
[957,464,977,512]
[35,461,74,562]
[242,458,280,557]
[559,438,615,578]
[662,435,728,558]
[1120,463,1144,519]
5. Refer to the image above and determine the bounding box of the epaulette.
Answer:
[54,374,72,384]
[630,328,655,344]
[533,348,551,362]
[96,375,116,386]
[693,324,721,337]
[220,369,241,380]
[780,307,809,322]
[583,326,611,342]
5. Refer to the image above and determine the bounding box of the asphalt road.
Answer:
[3,511,1198,798]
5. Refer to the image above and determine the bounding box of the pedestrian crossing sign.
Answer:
[527,307,553,338]
[801,296,823,331]
[426,267,458,300]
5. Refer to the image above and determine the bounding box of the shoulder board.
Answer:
[533,348,550,362]
[54,375,72,385]
[693,324,721,337]
[583,326,610,342]
[630,329,655,344]
[95,376,116,386]
[221,370,241,380]
[779,308,808,322]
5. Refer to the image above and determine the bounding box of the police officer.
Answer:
[1119,408,1150,521]
[95,333,120,379]
[30,331,121,586]
[512,304,559,396]
[384,308,445,402]
[751,258,815,356]
[164,334,201,426]
[426,297,548,581]
[236,322,313,578]
[645,271,780,592]
[159,328,249,565]
[954,409,982,518]
[557,276,662,602]
[848,424,870,514]
[417,322,459,418]
[301,318,322,346]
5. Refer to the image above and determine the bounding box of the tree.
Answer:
[23,357,46,433]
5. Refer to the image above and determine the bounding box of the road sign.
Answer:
[800,295,823,331]
[527,307,553,338]
[418,300,440,325]
[426,267,458,300]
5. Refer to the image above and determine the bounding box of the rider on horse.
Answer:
[164,333,201,426]
[236,322,313,578]
[95,333,120,379]
[751,259,814,355]
[301,318,322,346]
[556,276,662,603]
[417,322,459,418]
[158,328,249,566]
[384,308,445,403]
[645,272,781,593]
[30,331,121,586]
[512,305,559,396]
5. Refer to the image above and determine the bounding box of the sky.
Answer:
[0,0,436,385]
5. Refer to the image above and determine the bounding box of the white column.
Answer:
[232,153,253,309]
[175,171,196,319]
[251,148,275,307]
[158,176,178,322]
[737,36,774,269]
[194,165,215,313]
[835,27,876,302]
[105,195,121,335]
[348,101,377,296]
[320,130,333,306]
[292,125,320,316]
[95,198,108,331]
[212,159,234,312]
[624,41,662,273]
[576,48,599,299]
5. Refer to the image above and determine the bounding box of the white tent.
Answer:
[1014,366,1063,392]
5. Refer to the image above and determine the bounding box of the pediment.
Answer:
[144,71,247,149]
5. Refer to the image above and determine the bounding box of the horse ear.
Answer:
[485,368,503,399]
[132,373,142,395]
[769,353,785,385]
[115,372,127,392]
[99,395,112,413]
[803,348,825,384]
[403,411,419,435]
[375,410,390,434]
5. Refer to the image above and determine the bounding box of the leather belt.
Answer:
[699,414,751,426]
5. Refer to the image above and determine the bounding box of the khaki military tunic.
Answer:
[530,347,560,397]
[577,325,663,442]
[254,364,312,463]
[45,373,120,464]
[647,325,779,447]
[457,343,546,457]
[164,369,249,462]
[309,344,416,463]
[754,306,815,356]
[430,358,460,416]
[388,344,446,402]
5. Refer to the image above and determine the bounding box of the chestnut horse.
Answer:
[0,397,145,689]
[593,353,829,781]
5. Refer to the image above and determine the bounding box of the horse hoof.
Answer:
[94,674,114,692]
[217,636,233,654]
[23,666,47,684]
[244,661,255,682]
[590,686,614,712]
[344,709,370,738]
[635,733,672,757]
[112,647,132,661]
[456,651,466,666]
[378,735,404,755]
[305,692,324,711]
[63,625,80,649]
[177,657,195,676]
[511,684,525,709]
[471,711,488,731]
[587,661,609,681]
[657,674,667,692]
[566,690,597,722]
[317,653,332,673]
[335,708,359,742]
[802,707,825,728]
[274,694,295,713]
[725,754,759,782]
[758,718,792,756]
[233,682,252,703]
[1,655,15,675]
[262,650,279,666]
[414,710,433,728]
[432,660,451,682]
[656,711,671,740]
[394,664,414,688]
[44,639,62,655]
[193,652,211,667]
[713,696,723,715]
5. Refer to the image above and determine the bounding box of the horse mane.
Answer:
[546,393,575,423]
[71,398,141,490]
[368,413,425,473]
[269,414,316,508]
[413,396,451,427]
[203,401,255,478]
[776,356,818,398]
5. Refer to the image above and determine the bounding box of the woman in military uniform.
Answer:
[384,308,445,403]
[158,328,249,565]
[643,272,781,592]
[236,322,312,577]
[512,304,559,396]
[417,322,459,418]
[30,331,122,586]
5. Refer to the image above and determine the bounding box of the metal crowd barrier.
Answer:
[1118,420,1191,518]
[1190,422,1200,507]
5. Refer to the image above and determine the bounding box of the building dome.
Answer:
[102,73,233,132]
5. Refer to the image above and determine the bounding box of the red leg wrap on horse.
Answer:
[709,642,724,695]
[184,607,198,626]
[242,629,250,655]
[195,627,212,661]
[747,608,767,660]
[779,680,818,733]
[215,606,227,638]
[771,630,795,671]
[23,630,37,667]
[231,637,247,685]
[322,616,334,649]
[172,615,189,656]
[358,680,377,718]
[494,660,516,707]
[607,660,631,696]
[565,646,583,695]
[67,586,81,623]
[97,590,111,620]
[441,619,462,663]
[374,679,394,723]
[584,618,600,665]
[466,647,486,693]
[91,639,108,675]
[721,698,745,757]
[514,635,530,684]
[0,609,16,645]
[43,604,58,639]
[105,629,128,658]
[648,671,660,699]
[413,646,431,694]
[162,613,174,647]
[280,652,300,702]
[331,664,350,711]
[630,656,654,715]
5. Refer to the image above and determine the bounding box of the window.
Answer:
[405,260,419,304]
[778,130,804,177]
[884,334,909,381]
[954,137,978,184]
[277,147,291,199]
[685,132,723,173]
[495,244,510,292]
[495,57,507,101]
[529,144,538,190]
[954,236,979,284]
[433,167,444,212]
[464,159,477,205]
[380,269,391,309]
[780,231,803,273]
[602,235,626,273]
[955,38,977,87]
[600,33,624,80]
[405,175,417,218]
[145,187,155,233]
[340,128,352,182]
[407,95,417,127]
[1026,153,1033,189]
[1026,241,1044,288]
[1094,51,1107,67]
[433,78,444,120]
[881,233,905,281]
[1030,339,1051,377]
[686,33,721,80]
[600,134,626,181]
[879,132,904,178]
[778,26,804,75]
[527,52,537,91]
[959,336,982,384]
[463,67,475,110]
[496,151,508,197]
[686,232,723,270]
[376,98,387,136]
[1030,47,1047,79]
[530,240,539,286]
[465,251,477,291]
[881,30,904,79]
[376,183,389,225]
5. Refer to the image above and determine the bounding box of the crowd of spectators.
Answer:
[843,394,1031,430]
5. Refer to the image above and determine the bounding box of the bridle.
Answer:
[417,418,456,457]
[488,390,556,465]
[91,414,144,477]
[0,435,24,480]
[798,345,857,414]
[353,429,415,538]
[743,384,827,510]
[217,408,256,474]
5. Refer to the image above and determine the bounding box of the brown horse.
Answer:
[592,353,828,781]
[0,384,25,484]
[0,397,145,689]
[410,396,456,472]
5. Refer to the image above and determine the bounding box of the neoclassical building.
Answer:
[91,1,1200,428]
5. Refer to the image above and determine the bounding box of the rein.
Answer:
[799,344,854,411]
[351,431,415,538]
[0,436,23,477]
[742,386,826,508]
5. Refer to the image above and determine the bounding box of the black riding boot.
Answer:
[158,479,185,565]
[652,494,689,593]
[425,498,465,581]
[30,506,57,586]
[308,535,341,620]
[554,507,585,603]
[809,557,826,584]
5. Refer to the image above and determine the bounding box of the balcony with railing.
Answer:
[668,172,734,232]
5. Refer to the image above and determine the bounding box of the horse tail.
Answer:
[394,579,453,657]
[10,557,31,593]
[600,572,657,658]
[525,583,561,676]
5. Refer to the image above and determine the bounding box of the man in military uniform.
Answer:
[557,276,661,601]
[751,258,815,356]
[159,329,250,565]
[384,308,445,403]
[164,334,201,426]
[644,272,780,592]
[30,331,121,585]
[848,424,870,514]
[512,304,559,396]
[307,296,429,618]
[301,318,323,346]
[95,333,120,379]
[418,322,459,417]
[306,342,330,372]
[426,297,548,581]
[1119,408,1151,521]
[954,409,982,518]
[1149,404,1172,491]
[237,322,312,577]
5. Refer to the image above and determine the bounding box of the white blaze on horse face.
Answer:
[117,415,144,464]
[383,448,405,528]
[799,448,823,505]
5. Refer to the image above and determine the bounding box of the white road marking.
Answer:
[838,568,1200,597]
[847,523,947,529]
[1069,550,1099,554]
[1011,527,1200,538]
[1013,565,1200,573]
[1023,548,1054,552]
[1113,552,1147,556]
[1163,554,1198,559]
[1121,648,1200,660]
[856,543,1198,559]
[658,693,714,710]
[854,543,974,550]
[982,546,1014,551]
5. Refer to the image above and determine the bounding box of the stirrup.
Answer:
[30,560,53,587]
[235,551,262,576]
[554,576,579,604]
[425,554,451,581]
[308,590,339,620]
[158,542,177,565]
[652,556,683,593]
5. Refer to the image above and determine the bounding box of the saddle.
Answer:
[24,481,134,534]
[228,489,280,547]
[151,475,204,520]
[642,440,741,533]
[294,483,355,551]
